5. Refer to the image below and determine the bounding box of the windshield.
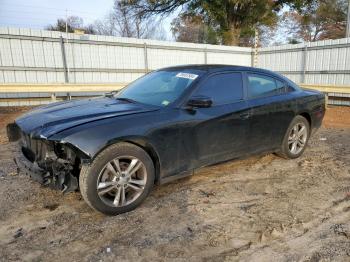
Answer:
[115,70,202,107]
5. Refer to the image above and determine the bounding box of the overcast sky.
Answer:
[0,0,174,39]
[0,0,116,28]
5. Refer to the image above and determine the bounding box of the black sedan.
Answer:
[7,65,325,215]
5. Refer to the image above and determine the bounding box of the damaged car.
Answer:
[7,65,325,215]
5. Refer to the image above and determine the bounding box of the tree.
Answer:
[93,0,168,40]
[171,14,218,44]
[46,16,96,34]
[120,0,310,46]
[282,0,348,42]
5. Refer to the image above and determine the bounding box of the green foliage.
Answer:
[171,14,219,44]
[46,16,96,34]
[122,0,312,46]
[46,0,348,45]
[282,0,348,42]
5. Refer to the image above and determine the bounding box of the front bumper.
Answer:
[14,147,78,193]
[14,153,48,185]
[8,122,79,193]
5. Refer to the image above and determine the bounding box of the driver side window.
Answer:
[192,72,243,106]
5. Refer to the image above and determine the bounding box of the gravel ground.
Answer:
[0,106,349,262]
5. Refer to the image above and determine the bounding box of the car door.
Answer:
[245,72,295,153]
[184,72,251,167]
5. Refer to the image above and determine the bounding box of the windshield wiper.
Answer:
[115,97,138,104]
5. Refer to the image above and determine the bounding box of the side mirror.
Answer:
[187,96,213,108]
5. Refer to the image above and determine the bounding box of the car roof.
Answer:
[161,64,281,76]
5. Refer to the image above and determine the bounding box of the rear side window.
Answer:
[276,80,286,91]
[247,74,285,98]
[193,73,243,105]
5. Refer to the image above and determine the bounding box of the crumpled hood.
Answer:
[16,97,158,139]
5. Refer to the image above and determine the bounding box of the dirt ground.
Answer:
[0,106,349,262]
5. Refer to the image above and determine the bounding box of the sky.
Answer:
[0,0,114,28]
[0,0,174,39]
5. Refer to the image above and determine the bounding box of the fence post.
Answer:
[51,93,57,102]
[253,28,259,67]
[301,44,308,83]
[60,36,69,83]
[144,43,149,73]
[346,0,350,38]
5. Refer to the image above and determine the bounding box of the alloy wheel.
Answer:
[288,122,308,155]
[96,156,147,207]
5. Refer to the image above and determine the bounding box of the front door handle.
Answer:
[239,112,251,120]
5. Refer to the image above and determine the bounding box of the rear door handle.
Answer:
[239,112,251,120]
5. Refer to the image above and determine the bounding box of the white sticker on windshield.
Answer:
[176,72,198,80]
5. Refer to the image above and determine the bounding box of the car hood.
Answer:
[16,97,159,139]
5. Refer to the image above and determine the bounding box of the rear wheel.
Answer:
[79,142,155,215]
[277,115,310,159]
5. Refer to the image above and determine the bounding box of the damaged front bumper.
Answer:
[14,150,78,193]
[8,123,79,193]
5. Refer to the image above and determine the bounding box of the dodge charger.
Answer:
[7,65,325,215]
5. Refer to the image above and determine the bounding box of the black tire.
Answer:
[79,142,155,215]
[277,115,310,159]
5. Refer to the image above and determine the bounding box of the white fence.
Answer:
[0,27,252,84]
[0,27,350,86]
[0,27,349,106]
[258,38,350,85]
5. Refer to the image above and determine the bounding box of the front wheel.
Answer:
[277,115,310,159]
[79,142,155,215]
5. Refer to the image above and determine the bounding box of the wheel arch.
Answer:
[298,112,312,129]
[89,136,162,185]
[123,138,161,185]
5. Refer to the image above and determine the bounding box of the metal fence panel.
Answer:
[147,48,204,69]
[258,37,350,86]
[0,27,349,89]
[0,27,252,84]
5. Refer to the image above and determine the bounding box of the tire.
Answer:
[277,115,310,159]
[79,142,155,215]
